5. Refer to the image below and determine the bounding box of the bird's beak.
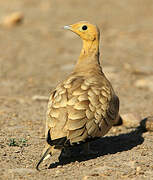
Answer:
[64,25,72,30]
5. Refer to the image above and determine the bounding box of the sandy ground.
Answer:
[0,0,153,179]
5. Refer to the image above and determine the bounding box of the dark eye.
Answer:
[82,25,88,30]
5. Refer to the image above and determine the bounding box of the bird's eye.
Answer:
[82,25,88,30]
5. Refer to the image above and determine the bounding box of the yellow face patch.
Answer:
[65,21,99,41]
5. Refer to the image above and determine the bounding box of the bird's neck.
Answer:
[80,38,99,57]
[74,39,102,75]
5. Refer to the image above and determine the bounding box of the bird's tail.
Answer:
[36,129,68,171]
[36,144,52,171]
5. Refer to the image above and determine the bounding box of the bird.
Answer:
[36,21,120,170]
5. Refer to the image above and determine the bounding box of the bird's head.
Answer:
[64,21,100,41]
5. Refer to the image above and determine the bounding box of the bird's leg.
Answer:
[81,142,98,155]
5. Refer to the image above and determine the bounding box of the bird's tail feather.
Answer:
[36,145,52,171]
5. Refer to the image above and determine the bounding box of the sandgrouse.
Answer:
[36,21,120,170]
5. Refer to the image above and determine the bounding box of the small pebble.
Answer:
[121,113,141,128]
[57,165,62,168]
[135,79,148,88]
[2,12,23,27]
[141,116,153,132]
[127,161,136,169]
[55,170,60,174]
[82,176,90,180]
[136,166,142,175]
[145,117,153,131]
[135,77,153,92]
[32,95,49,101]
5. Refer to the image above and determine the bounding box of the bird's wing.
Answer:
[46,75,119,145]
[45,83,68,140]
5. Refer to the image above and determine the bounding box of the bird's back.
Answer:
[46,71,119,145]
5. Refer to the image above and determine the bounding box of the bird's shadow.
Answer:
[48,119,147,169]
